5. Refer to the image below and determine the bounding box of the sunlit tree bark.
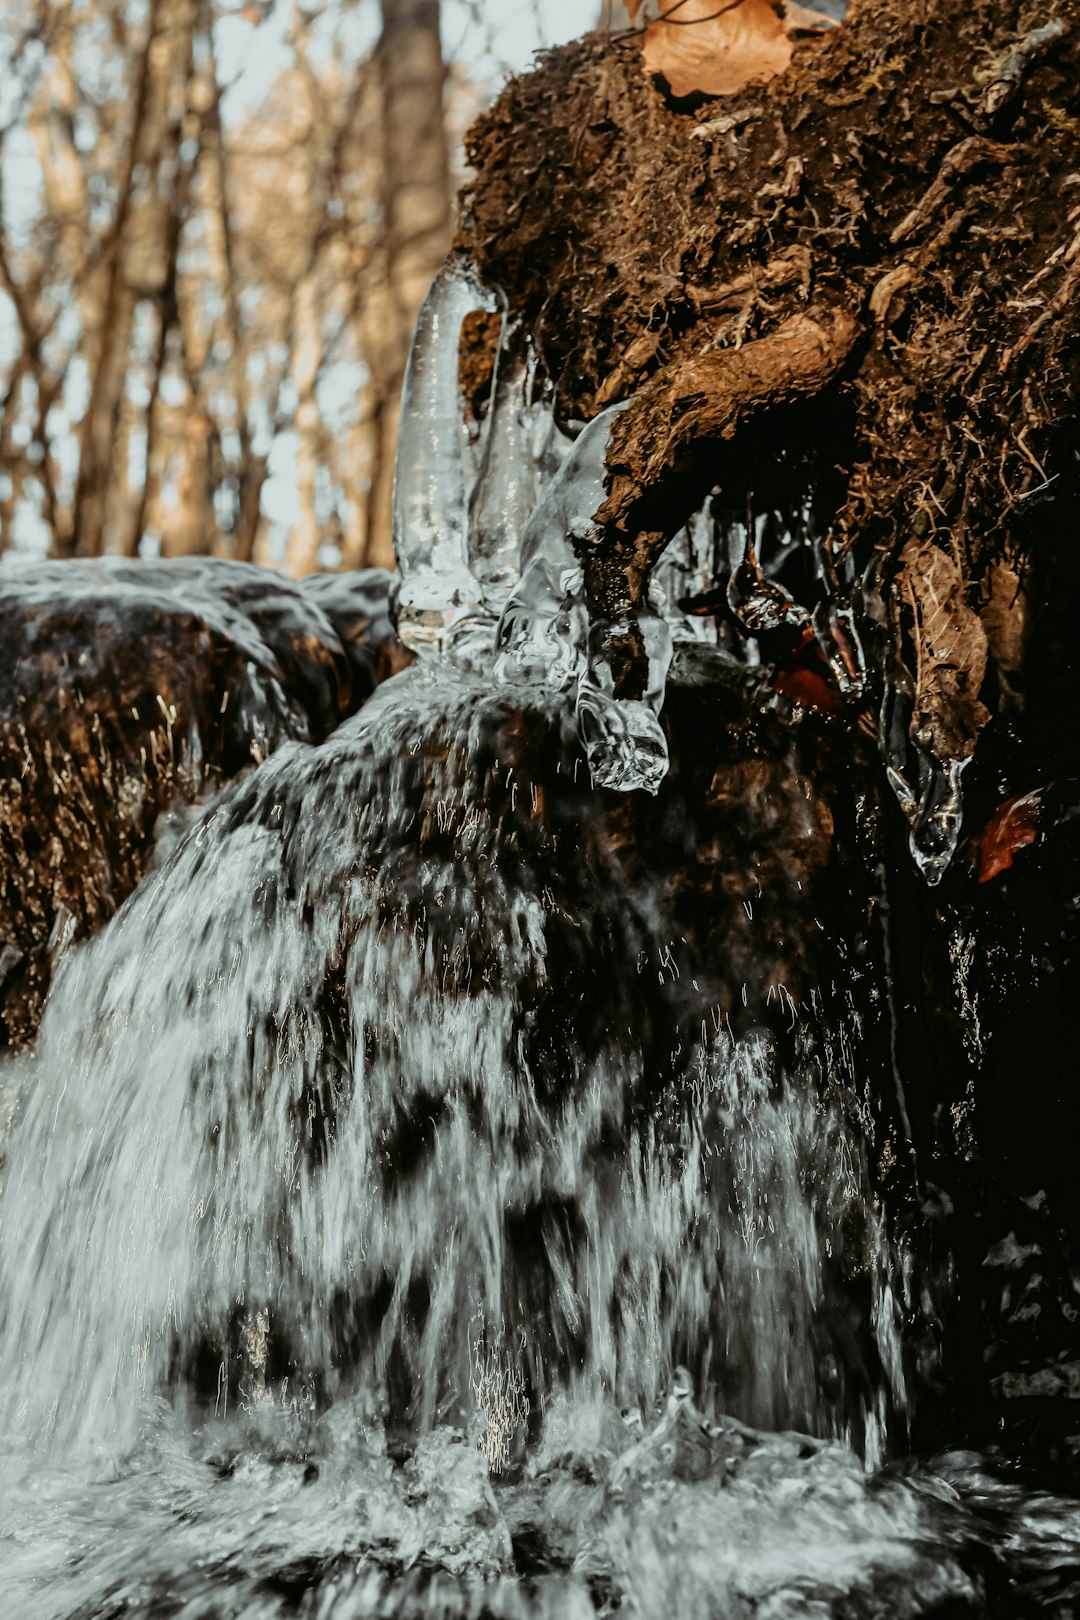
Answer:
[1,0,464,570]
[353,0,452,570]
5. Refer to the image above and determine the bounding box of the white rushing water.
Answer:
[0,665,901,1461]
[0,253,1078,1617]
[5,658,1076,1616]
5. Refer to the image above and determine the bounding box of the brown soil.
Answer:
[459,0,1080,607]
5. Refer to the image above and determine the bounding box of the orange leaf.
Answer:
[634,0,834,102]
[773,664,844,715]
[978,789,1043,883]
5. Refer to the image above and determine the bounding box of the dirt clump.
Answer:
[459,0,1080,603]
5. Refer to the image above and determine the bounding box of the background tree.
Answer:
[0,0,489,568]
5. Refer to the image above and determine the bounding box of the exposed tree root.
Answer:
[592,307,860,608]
[459,0,1080,594]
[458,3,1080,1449]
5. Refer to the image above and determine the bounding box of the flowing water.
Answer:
[1,257,1078,1617]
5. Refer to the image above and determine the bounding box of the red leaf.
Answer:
[978,788,1043,883]
[773,662,844,716]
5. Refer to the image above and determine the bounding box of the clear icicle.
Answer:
[727,533,808,636]
[885,739,970,885]
[535,405,575,487]
[392,252,500,660]
[900,750,969,885]
[468,324,544,610]
[390,254,672,794]
[495,403,671,795]
[812,599,867,700]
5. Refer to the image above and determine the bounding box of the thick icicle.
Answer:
[392,253,500,660]
[467,323,544,609]
[390,258,671,793]
[495,403,672,795]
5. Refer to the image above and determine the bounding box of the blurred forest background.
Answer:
[0,0,593,574]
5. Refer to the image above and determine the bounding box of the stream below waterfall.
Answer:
[1,257,1078,1617]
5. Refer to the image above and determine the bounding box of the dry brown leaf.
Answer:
[627,0,834,102]
[898,538,990,763]
[979,558,1026,679]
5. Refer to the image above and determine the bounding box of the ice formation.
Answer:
[393,255,673,795]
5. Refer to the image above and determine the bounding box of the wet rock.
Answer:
[0,644,905,1461]
[0,558,406,1047]
[299,567,416,698]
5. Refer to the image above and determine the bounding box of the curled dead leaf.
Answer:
[979,558,1026,680]
[897,538,990,763]
[625,0,836,103]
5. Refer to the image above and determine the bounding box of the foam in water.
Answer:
[6,1383,1077,1619]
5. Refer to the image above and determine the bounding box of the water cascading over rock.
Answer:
[0,254,907,1481]
[4,244,1080,1620]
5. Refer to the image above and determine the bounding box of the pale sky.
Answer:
[215,1,590,122]
[445,0,588,80]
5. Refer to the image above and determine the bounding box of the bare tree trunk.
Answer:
[70,0,199,558]
[354,0,452,571]
[199,10,259,559]
[285,270,324,575]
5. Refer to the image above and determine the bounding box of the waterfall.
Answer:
[1,253,1074,1619]
[0,664,902,1460]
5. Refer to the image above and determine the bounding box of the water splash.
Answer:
[2,1374,1078,1618]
